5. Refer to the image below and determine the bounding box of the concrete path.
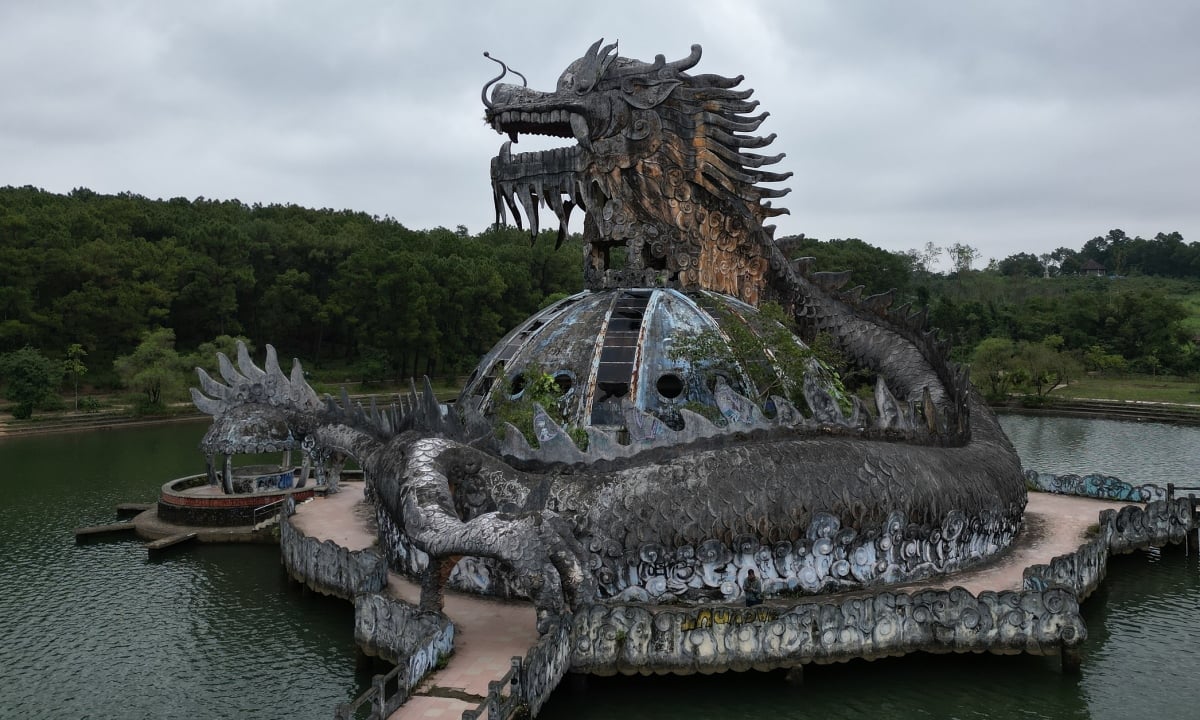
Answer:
[291,485,1134,719]
[290,484,538,720]
[893,492,1132,595]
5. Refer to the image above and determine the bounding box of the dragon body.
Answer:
[192,42,1026,628]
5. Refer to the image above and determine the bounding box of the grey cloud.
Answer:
[1,0,1197,260]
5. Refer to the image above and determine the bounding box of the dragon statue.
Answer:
[192,41,1026,631]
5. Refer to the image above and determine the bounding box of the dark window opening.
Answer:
[656,373,684,399]
[554,372,574,394]
[509,373,526,398]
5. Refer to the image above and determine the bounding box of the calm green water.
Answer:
[0,422,369,720]
[1,416,1197,719]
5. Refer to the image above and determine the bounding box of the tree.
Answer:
[113,328,187,411]
[62,343,88,411]
[1016,338,1081,398]
[947,243,982,274]
[185,335,256,378]
[970,337,1020,401]
[996,253,1044,278]
[905,241,943,274]
[0,346,62,418]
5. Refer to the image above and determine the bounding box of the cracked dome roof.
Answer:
[459,288,814,430]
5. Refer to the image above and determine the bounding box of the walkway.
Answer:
[290,485,1136,718]
[289,484,538,720]
[897,491,1131,594]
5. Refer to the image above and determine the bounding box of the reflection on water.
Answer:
[1,416,1198,719]
[999,414,1200,484]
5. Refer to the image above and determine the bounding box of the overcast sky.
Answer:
[3,1,1197,266]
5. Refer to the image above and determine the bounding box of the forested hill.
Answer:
[1,185,1196,404]
[0,185,583,382]
[781,235,1200,390]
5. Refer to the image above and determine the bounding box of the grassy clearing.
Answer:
[1176,290,1200,336]
[1055,374,1200,405]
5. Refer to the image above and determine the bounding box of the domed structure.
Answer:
[459,288,834,434]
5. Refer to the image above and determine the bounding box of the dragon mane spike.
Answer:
[664,43,702,73]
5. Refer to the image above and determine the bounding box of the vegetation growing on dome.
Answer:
[667,301,851,414]
[490,364,588,449]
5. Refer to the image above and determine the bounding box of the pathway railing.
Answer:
[460,658,523,720]
[460,618,572,720]
[334,662,409,720]
[252,498,284,527]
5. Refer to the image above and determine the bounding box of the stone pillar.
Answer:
[297,457,312,489]
[419,557,445,612]
[510,657,523,701]
[223,455,234,495]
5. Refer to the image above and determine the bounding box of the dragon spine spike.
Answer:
[217,351,241,387]
[236,341,265,382]
[189,387,225,417]
[811,271,851,292]
[263,344,282,379]
[195,367,234,403]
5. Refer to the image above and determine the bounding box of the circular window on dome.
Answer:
[656,372,684,399]
[553,370,575,394]
[509,373,527,399]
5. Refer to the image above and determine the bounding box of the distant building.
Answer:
[1080,259,1105,277]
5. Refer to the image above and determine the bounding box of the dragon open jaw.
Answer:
[490,138,587,245]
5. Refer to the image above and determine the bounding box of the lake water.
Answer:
[1,415,1197,719]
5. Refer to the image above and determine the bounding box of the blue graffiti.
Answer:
[1024,470,1166,502]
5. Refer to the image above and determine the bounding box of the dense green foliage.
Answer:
[0,346,62,417]
[2,184,1196,411]
[0,186,583,396]
[784,231,1200,394]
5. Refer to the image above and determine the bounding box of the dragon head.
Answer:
[484,40,792,305]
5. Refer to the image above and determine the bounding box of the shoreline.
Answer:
[5,393,1200,440]
[0,411,208,439]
